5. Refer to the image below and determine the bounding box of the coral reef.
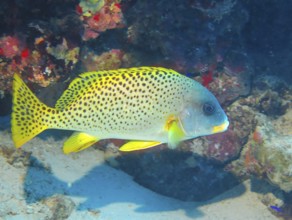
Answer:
[251,114,292,192]
[0,35,79,89]
[81,48,131,71]
[239,75,291,118]
[0,0,127,95]
[0,35,25,92]
[77,0,125,41]
[0,36,22,59]
[46,38,80,68]
[235,114,292,193]
[272,108,292,136]
[78,0,106,16]
[226,76,292,194]
[0,0,250,99]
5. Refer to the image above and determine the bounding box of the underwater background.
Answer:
[0,0,291,219]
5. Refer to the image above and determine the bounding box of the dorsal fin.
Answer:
[55,71,112,110]
[55,67,179,110]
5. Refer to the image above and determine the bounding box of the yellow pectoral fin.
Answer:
[119,141,161,152]
[168,120,185,149]
[63,132,99,154]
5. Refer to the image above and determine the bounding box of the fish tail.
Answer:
[11,74,54,148]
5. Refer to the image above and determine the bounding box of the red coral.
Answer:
[202,71,213,87]
[93,13,100,22]
[21,48,30,59]
[76,5,83,14]
[114,3,121,9]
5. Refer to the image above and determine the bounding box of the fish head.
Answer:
[178,84,229,139]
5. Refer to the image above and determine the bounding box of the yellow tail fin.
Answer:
[11,74,52,148]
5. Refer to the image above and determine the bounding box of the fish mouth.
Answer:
[212,120,229,133]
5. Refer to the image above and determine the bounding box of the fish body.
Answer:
[11,67,229,153]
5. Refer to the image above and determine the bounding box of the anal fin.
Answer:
[63,132,99,154]
[119,141,161,152]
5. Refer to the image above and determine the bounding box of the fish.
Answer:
[270,205,283,213]
[11,66,229,153]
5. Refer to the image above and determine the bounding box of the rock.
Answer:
[42,195,75,220]
[188,102,256,164]
[247,114,292,192]
[0,145,31,168]
[104,142,120,168]
[272,108,292,136]
[242,74,291,118]
[226,78,292,190]
[257,90,288,116]
[125,0,249,72]
[115,148,240,201]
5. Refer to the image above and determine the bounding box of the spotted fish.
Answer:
[11,67,229,153]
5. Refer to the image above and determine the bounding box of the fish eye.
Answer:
[203,102,215,116]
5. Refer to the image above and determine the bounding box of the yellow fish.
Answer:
[11,67,229,153]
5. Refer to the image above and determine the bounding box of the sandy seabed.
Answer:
[0,121,277,220]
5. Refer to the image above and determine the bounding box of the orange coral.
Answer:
[253,129,263,144]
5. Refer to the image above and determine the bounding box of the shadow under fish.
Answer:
[24,152,244,212]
